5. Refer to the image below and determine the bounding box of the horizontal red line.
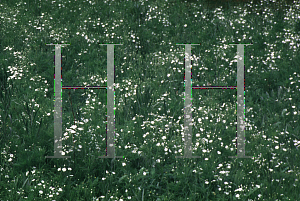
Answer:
[192,86,237,89]
[62,86,107,89]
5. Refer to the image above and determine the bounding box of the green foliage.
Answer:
[1,0,300,200]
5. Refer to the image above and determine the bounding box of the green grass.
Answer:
[1,0,300,200]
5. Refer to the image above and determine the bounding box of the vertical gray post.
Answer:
[46,44,71,159]
[99,44,123,159]
[229,44,253,159]
[175,44,201,159]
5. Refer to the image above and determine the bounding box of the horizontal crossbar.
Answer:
[192,86,237,89]
[62,86,107,89]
